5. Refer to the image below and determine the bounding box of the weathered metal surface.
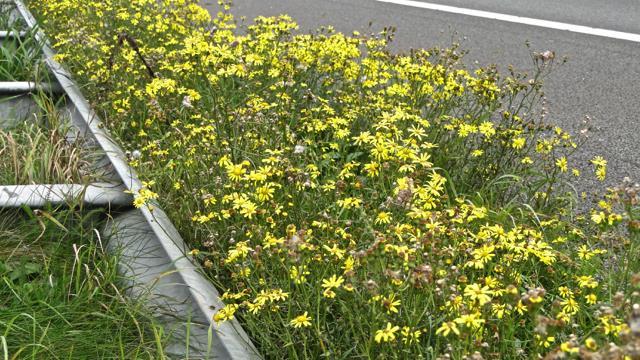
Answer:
[0,94,38,128]
[0,183,132,208]
[0,30,26,38]
[105,210,259,359]
[0,81,63,94]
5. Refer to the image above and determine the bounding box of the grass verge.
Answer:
[0,28,46,81]
[1,3,46,82]
[0,206,169,358]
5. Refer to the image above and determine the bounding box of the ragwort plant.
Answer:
[30,0,640,358]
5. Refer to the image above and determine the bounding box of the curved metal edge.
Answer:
[12,1,260,358]
[0,31,27,38]
[104,210,239,359]
[0,183,132,208]
[0,81,63,94]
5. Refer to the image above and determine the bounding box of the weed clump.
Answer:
[0,94,94,185]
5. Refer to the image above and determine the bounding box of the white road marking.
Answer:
[375,0,640,42]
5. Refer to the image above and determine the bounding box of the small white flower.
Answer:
[294,145,305,154]
[182,95,193,108]
[131,150,142,159]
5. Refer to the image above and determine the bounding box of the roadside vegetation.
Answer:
[0,29,45,81]
[0,7,170,356]
[0,206,169,358]
[0,93,98,185]
[0,79,169,359]
[0,2,47,81]
[0,87,169,359]
[28,0,640,358]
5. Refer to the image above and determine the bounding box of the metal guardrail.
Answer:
[4,1,261,358]
[0,30,26,38]
[0,81,62,94]
[0,183,132,208]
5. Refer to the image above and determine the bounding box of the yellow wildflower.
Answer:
[463,283,492,306]
[555,156,568,172]
[454,312,485,329]
[375,211,392,225]
[435,321,460,337]
[381,293,401,314]
[226,163,247,181]
[290,312,312,328]
[401,327,422,345]
[374,322,400,343]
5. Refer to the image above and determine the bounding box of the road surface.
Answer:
[203,0,640,196]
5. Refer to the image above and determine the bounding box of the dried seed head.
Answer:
[365,279,378,291]
[541,50,555,61]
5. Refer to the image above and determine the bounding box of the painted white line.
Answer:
[375,0,640,42]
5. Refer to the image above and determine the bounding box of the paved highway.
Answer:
[204,0,640,196]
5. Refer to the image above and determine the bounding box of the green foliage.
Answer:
[0,27,45,81]
[0,93,96,185]
[0,207,168,359]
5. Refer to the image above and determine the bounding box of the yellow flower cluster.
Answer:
[31,0,640,358]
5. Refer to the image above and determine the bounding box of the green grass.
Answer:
[0,93,100,185]
[0,3,25,30]
[0,4,191,359]
[0,206,170,359]
[0,30,46,81]
[0,6,46,82]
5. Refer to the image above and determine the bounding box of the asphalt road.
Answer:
[203,0,640,196]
